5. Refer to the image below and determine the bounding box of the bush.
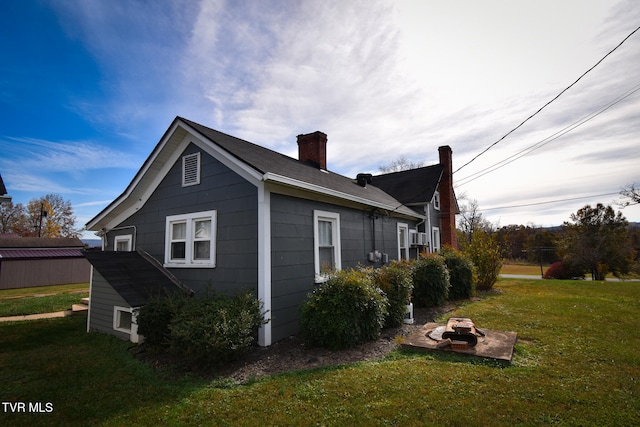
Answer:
[168,291,267,364]
[543,261,584,280]
[412,254,450,307]
[466,231,503,291]
[300,269,388,349]
[441,247,475,300]
[370,261,413,328]
[136,292,186,349]
[137,290,267,364]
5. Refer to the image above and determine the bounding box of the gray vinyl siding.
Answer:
[106,143,258,296]
[88,269,131,341]
[269,193,417,342]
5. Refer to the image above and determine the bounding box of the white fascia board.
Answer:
[180,121,263,185]
[87,120,263,231]
[263,172,425,220]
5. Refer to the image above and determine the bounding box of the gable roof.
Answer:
[372,165,444,206]
[0,237,84,249]
[83,249,192,307]
[87,117,422,231]
[0,174,6,196]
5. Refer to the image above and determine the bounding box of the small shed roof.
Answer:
[0,237,85,249]
[82,250,192,307]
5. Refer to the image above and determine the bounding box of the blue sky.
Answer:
[1,0,639,238]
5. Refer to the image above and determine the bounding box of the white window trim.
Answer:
[313,210,341,283]
[397,223,409,261]
[432,226,441,253]
[114,234,133,252]
[164,210,217,268]
[433,191,441,211]
[182,152,201,187]
[113,306,140,343]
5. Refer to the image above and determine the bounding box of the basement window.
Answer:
[182,152,201,187]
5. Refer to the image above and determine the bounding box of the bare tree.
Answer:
[457,196,492,247]
[378,155,424,173]
[618,183,640,208]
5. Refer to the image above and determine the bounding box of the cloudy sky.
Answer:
[1,0,639,238]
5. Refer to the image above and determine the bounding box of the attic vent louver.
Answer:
[182,152,201,187]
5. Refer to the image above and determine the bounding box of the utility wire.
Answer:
[455,82,640,187]
[478,192,620,212]
[454,24,640,175]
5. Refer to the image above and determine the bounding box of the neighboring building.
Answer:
[84,117,458,345]
[0,237,90,290]
[0,174,11,205]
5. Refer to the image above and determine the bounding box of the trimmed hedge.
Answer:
[412,254,450,307]
[441,247,475,300]
[300,269,388,349]
[136,290,267,364]
[370,261,413,328]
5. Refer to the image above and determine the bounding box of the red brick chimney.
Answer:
[438,145,458,249]
[297,131,327,170]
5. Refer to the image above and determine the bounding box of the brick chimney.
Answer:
[297,131,327,170]
[438,145,458,249]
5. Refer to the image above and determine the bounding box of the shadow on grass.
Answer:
[0,315,206,427]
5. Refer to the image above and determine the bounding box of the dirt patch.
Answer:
[136,305,454,383]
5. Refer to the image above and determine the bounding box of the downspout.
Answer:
[426,205,432,254]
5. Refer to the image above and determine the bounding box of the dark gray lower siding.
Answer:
[269,193,417,342]
[88,269,131,341]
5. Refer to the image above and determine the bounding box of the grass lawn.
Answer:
[500,262,547,276]
[1,278,639,426]
[0,284,89,317]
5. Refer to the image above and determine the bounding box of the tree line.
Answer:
[458,191,640,281]
[0,194,79,238]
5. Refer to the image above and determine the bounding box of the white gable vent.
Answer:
[182,152,201,187]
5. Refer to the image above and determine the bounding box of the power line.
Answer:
[478,192,620,212]
[454,24,640,175]
[455,82,640,187]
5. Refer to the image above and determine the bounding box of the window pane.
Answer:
[194,241,210,260]
[319,247,334,272]
[171,242,186,259]
[399,228,406,249]
[194,219,211,239]
[318,220,332,246]
[118,310,132,331]
[116,241,129,252]
[172,222,186,240]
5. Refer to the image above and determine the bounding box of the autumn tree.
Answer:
[24,194,78,238]
[560,204,634,280]
[0,201,27,235]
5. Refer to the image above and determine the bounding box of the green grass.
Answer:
[0,284,89,317]
[1,279,639,426]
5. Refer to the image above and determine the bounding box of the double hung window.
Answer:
[398,223,409,260]
[165,210,216,267]
[313,210,341,281]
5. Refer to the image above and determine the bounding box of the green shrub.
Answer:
[466,231,503,291]
[412,254,450,307]
[168,291,267,364]
[370,261,413,328]
[300,269,388,349]
[441,247,475,300]
[136,292,186,349]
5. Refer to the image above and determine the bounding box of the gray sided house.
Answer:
[84,117,458,346]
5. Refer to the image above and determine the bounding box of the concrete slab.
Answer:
[402,322,518,363]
